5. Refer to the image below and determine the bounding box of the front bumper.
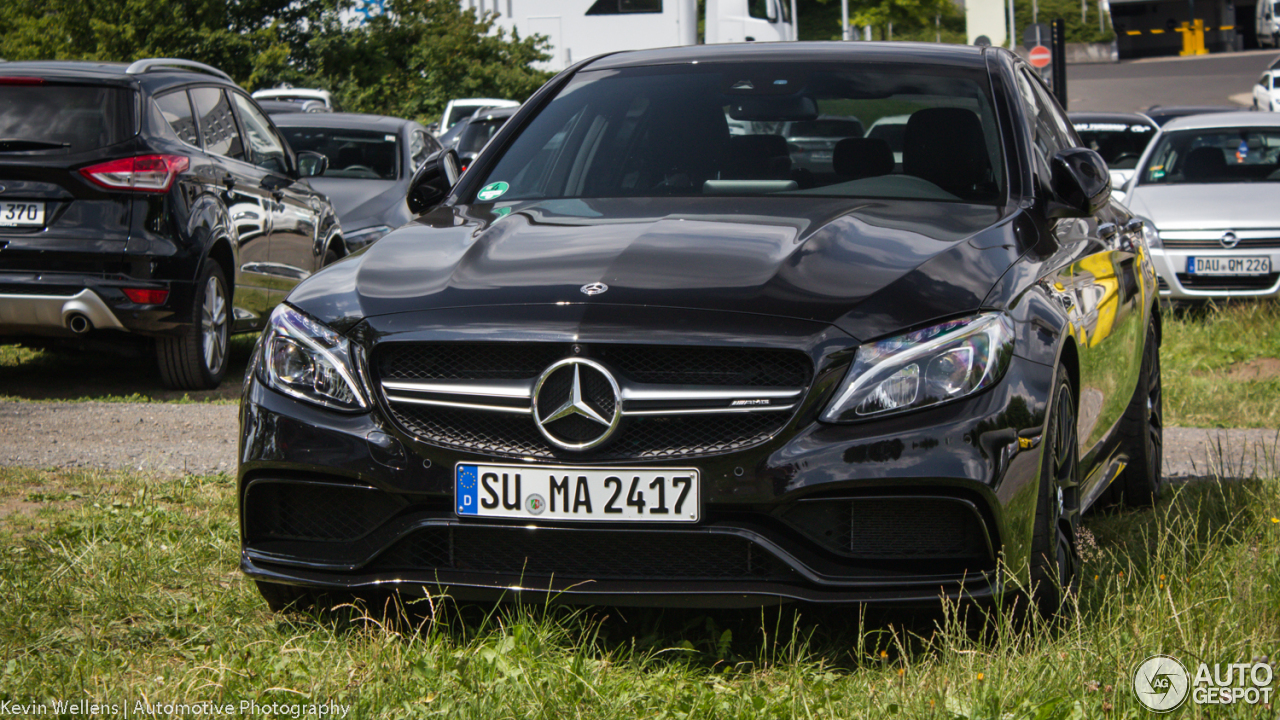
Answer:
[238,350,1055,607]
[1150,245,1280,300]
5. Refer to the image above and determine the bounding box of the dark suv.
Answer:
[0,59,342,388]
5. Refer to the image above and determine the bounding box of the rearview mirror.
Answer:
[297,151,328,178]
[1047,148,1111,217]
[407,149,460,215]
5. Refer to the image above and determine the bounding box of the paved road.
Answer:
[1068,49,1280,112]
[0,401,1275,481]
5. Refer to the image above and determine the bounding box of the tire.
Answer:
[156,262,230,390]
[1030,364,1080,618]
[255,580,312,612]
[1116,321,1163,506]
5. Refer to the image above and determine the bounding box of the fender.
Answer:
[312,206,344,262]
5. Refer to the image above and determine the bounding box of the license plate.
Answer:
[456,463,700,522]
[1186,256,1271,275]
[0,201,44,227]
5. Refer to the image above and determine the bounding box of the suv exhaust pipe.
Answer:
[66,313,93,334]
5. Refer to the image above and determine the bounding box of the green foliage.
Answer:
[1014,0,1117,44]
[0,0,551,126]
[800,0,966,43]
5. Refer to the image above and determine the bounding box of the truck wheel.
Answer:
[157,262,230,389]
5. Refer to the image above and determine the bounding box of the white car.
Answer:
[438,98,520,136]
[251,86,335,109]
[1254,70,1279,112]
[1119,112,1280,301]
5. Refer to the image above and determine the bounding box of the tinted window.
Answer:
[474,63,1005,204]
[1140,128,1280,185]
[749,0,771,20]
[1016,69,1072,179]
[0,85,132,153]
[587,0,662,12]
[231,94,289,175]
[784,119,863,138]
[458,117,509,156]
[155,91,199,146]
[1072,121,1156,169]
[279,127,400,180]
[190,88,244,161]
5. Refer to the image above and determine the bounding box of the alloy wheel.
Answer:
[201,275,228,375]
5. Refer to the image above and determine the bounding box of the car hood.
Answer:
[289,197,1020,341]
[1127,183,1280,230]
[306,177,408,231]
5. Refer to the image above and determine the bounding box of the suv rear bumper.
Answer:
[0,272,192,337]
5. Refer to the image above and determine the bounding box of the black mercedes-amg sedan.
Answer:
[238,42,1163,614]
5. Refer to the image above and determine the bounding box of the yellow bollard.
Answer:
[1179,19,1210,55]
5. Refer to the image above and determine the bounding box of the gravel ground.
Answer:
[0,400,1276,480]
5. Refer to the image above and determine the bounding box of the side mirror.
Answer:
[297,151,328,178]
[407,149,460,215]
[1047,148,1111,218]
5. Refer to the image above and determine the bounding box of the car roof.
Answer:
[582,41,992,71]
[0,60,237,92]
[270,112,418,131]
[254,88,330,99]
[1069,111,1156,125]
[467,106,520,122]
[1160,111,1280,130]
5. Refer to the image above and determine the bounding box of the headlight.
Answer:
[820,314,1014,422]
[1137,218,1161,249]
[261,304,367,411]
[345,225,392,249]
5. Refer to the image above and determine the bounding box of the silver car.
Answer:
[1118,112,1280,301]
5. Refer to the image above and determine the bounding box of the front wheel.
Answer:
[1030,364,1080,618]
[1117,321,1163,506]
[157,263,230,389]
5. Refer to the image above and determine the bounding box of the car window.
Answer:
[0,84,133,153]
[230,93,290,175]
[1016,68,1073,181]
[278,126,400,180]
[474,62,1005,204]
[586,0,663,13]
[155,91,200,147]
[410,130,434,173]
[1139,127,1280,185]
[458,117,509,157]
[1072,120,1155,169]
[190,87,245,161]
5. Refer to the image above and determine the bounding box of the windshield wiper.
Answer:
[0,138,71,151]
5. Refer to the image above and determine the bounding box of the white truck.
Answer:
[462,0,796,72]
[1259,0,1279,48]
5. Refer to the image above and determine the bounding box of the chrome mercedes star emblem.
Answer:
[1220,231,1239,249]
[580,282,608,296]
[532,358,621,451]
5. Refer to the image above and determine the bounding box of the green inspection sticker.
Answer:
[477,182,509,202]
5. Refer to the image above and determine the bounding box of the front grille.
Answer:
[369,525,795,580]
[1175,273,1279,291]
[780,497,992,562]
[244,481,407,542]
[377,343,813,461]
[1162,238,1280,250]
[388,403,790,460]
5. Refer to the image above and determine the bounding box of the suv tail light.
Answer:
[0,77,45,85]
[122,288,169,305]
[79,155,190,193]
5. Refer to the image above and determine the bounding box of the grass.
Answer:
[0,465,1277,717]
[1162,300,1280,428]
[0,335,257,404]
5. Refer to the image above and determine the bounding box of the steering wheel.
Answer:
[343,164,379,178]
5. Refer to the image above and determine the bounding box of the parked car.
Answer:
[780,115,864,176]
[273,113,441,251]
[257,99,331,116]
[251,85,336,110]
[1254,69,1279,112]
[437,98,519,136]
[446,106,519,171]
[1143,105,1244,126]
[1070,111,1159,187]
[864,114,909,163]
[1119,111,1280,302]
[0,59,342,389]
[240,43,1161,615]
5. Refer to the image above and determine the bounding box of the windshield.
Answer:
[458,117,509,157]
[472,62,1005,204]
[1139,127,1280,185]
[0,84,134,153]
[1073,120,1156,169]
[279,127,400,180]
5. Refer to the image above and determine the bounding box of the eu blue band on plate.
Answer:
[456,464,479,515]
[1187,258,1195,273]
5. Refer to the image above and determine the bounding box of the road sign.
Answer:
[1029,45,1052,68]
[1023,23,1051,49]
